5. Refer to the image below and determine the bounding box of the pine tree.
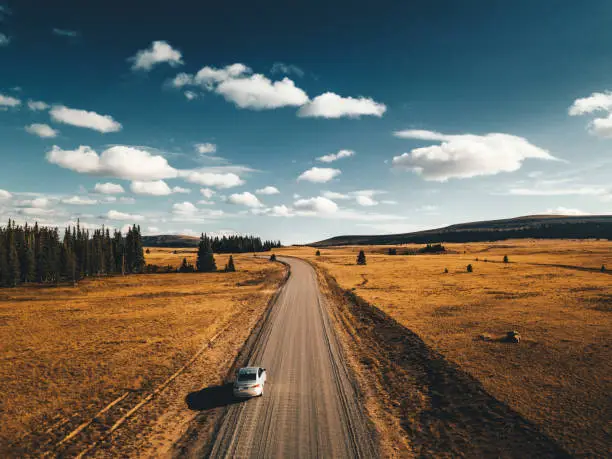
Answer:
[467,264,473,273]
[356,250,366,265]
[316,250,321,256]
[196,234,217,272]
[225,255,236,272]
[270,254,277,262]
[503,255,509,263]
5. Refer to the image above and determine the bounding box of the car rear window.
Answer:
[238,373,257,382]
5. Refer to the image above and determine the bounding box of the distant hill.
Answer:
[312,215,612,247]
[143,235,200,247]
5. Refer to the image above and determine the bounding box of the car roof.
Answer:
[238,366,261,373]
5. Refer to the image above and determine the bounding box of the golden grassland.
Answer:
[277,239,612,457]
[0,250,283,454]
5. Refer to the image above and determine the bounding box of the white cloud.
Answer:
[200,188,215,198]
[27,100,49,111]
[47,145,178,180]
[50,105,122,133]
[172,201,198,215]
[170,72,194,88]
[392,130,556,181]
[270,62,304,77]
[0,189,12,200]
[62,196,98,205]
[198,199,214,205]
[256,186,279,195]
[25,123,58,138]
[568,91,612,116]
[0,33,9,47]
[195,142,217,154]
[268,205,293,217]
[298,92,386,118]
[355,195,377,206]
[131,180,174,196]
[216,74,309,110]
[0,93,21,107]
[588,114,612,138]
[119,197,136,204]
[322,191,350,200]
[107,210,144,221]
[317,149,355,163]
[298,167,341,183]
[182,170,244,188]
[172,186,190,194]
[94,182,125,194]
[194,63,251,85]
[147,226,160,234]
[130,40,183,71]
[228,191,263,208]
[544,207,589,216]
[294,196,338,214]
[184,91,198,100]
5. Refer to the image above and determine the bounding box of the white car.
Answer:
[233,366,267,398]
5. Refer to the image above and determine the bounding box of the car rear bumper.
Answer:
[233,386,262,398]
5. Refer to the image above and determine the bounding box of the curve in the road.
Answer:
[209,257,376,458]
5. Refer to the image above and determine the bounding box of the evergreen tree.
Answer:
[356,250,366,265]
[467,264,473,273]
[225,255,236,272]
[316,250,321,256]
[270,254,277,261]
[503,255,509,263]
[196,234,217,272]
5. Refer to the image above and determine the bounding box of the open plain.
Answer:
[277,239,611,457]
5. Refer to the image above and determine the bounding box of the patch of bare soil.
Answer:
[317,266,572,458]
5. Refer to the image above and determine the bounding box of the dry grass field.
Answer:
[277,240,611,457]
[0,250,284,456]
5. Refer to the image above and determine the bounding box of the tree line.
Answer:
[0,220,145,287]
[143,234,281,252]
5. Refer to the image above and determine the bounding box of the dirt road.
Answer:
[208,257,375,458]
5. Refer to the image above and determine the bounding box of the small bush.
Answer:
[503,255,509,263]
[602,264,606,272]
[467,264,473,273]
[270,254,277,262]
[178,258,195,273]
[444,267,449,274]
[145,248,151,254]
[356,250,367,265]
[388,248,397,255]
[316,250,321,256]
[475,257,479,261]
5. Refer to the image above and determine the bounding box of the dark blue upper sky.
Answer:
[1,0,611,242]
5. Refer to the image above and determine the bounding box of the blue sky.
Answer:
[1,1,611,243]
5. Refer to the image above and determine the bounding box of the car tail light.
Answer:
[251,384,260,389]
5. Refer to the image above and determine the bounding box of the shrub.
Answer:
[388,248,397,255]
[145,248,150,254]
[356,250,367,265]
[467,264,473,273]
[444,267,449,274]
[270,254,277,262]
[418,243,446,254]
[178,258,195,273]
[503,255,509,263]
[316,250,321,256]
[602,264,606,272]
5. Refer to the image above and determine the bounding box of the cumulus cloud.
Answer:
[194,63,251,85]
[170,72,194,88]
[317,149,355,163]
[256,186,279,195]
[568,91,612,116]
[322,191,350,200]
[298,167,341,183]
[27,100,49,111]
[130,40,183,71]
[0,189,12,200]
[216,75,309,110]
[47,145,177,180]
[200,188,215,199]
[0,93,21,107]
[568,91,612,138]
[172,201,198,215]
[294,196,338,214]
[267,205,293,217]
[355,195,377,206]
[392,130,556,181]
[106,210,144,221]
[228,191,263,208]
[182,170,244,188]
[50,105,122,133]
[0,33,9,47]
[130,180,186,196]
[62,196,98,205]
[298,92,386,118]
[94,182,125,194]
[195,143,217,154]
[25,123,58,138]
